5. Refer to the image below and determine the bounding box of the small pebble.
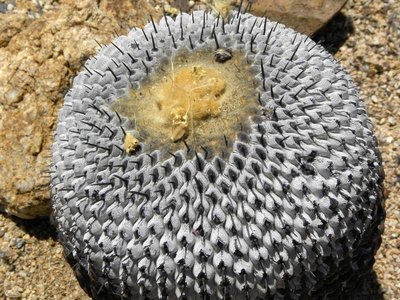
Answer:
[16,239,25,249]
[371,95,379,104]
[388,116,396,126]
[386,136,394,144]
[0,3,7,13]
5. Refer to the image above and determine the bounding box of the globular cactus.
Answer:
[51,10,384,300]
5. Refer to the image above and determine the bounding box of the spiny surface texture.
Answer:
[51,11,384,299]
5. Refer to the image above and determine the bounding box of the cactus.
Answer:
[51,10,384,299]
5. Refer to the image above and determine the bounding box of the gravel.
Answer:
[0,0,398,299]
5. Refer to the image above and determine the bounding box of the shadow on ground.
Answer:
[312,12,355,54]
[6,214,57,241]
[350,270,384,300]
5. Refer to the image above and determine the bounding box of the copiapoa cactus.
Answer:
[51,9,384,300]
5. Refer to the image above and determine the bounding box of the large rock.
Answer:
[0,0,158,219]
[214,0,348,35]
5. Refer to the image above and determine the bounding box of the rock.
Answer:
[217,0,348,35]
[0,0,158,219]
[388,116,397,126]
[172,0,191,12]
[0,13,33,47]
[386,136,394,144]
[0,3,7,13]
[388,7,400,47]
[16,239,25,249]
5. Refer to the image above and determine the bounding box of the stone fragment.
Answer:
[172,0,191,12]
[388,7,400,46]
[388,116,397,126]
[16,239,25,249]
[0,0,158,219]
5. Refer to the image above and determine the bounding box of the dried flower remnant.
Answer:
[124,132,139,154]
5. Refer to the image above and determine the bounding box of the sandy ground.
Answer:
[0,0,399,299]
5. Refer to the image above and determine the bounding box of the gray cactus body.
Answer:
[51,11,384,299]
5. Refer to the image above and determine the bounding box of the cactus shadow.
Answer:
[312,12,355,55]
[348,270,385,300]
[5,214,58,241]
